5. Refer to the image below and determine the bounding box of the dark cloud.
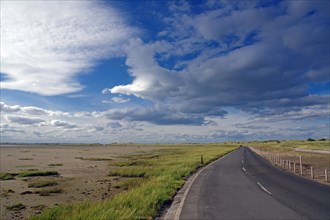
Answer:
[0,124,25,133]
[50,120,77,129]
[110,1,329,125]
[7,115,45,125]
[105,107,205,125]
[235,124,269,130]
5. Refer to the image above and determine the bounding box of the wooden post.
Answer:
[293,162,296,173]
[289,161,291,170]
[299,156,303,175]
[201,155,204,164]
[325,169,328,183]
[311,166,314,179]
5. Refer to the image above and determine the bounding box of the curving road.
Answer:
[180,147,330,220]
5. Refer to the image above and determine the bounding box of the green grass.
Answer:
[30,144,237,220]
[0,172,15,180]
[28,180,58,188]
[113,178,146,190]
[17,170,59,177]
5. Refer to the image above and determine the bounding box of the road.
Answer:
[180,147,330,220]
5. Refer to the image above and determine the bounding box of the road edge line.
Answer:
[163,150,235,220]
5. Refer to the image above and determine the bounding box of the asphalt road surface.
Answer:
[180,147,330,220]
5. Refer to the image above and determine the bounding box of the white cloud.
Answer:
[0,1,136,96]
[0,102,21,112]
[110,38,181,99]
[0,101,328,143]
[102,97,130,104]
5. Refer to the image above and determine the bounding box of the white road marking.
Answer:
[257,182,272,195]
[242,167,246,172]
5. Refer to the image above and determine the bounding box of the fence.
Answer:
[249,147,329,183]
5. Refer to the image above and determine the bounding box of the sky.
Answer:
[0,0,329,143]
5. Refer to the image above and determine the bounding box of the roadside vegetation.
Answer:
[248,140,330,184]
[30,144,237,220]
[248,139,330,152]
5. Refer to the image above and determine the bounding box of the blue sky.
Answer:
[0,0,329,143]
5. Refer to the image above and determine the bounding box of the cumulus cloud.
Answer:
[0,102,21,112]
[110,1,329,117]
[0,1,136,95]
[22,107,49,116]
[110,38,186,100]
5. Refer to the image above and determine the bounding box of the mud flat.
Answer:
[0,144,163,219]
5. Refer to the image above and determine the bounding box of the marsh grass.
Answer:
[17,170,59,177]
[15,165,37,168]
[48,163,63,167]
[30,144,237,220]
[6,203,26,211]
[249,140,330,153]
[0,172,15,180]
[75,157,112,161]
[31,205,46,210]
[113,178,146,190]
[28,180,58,188]
[1,189,15,197]
[35,188,63,196]
[18,158,34,160]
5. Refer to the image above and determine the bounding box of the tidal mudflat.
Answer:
[0,144,164,219]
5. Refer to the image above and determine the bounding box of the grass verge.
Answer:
[30,144,237,220]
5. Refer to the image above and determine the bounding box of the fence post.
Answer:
[325,169,328,183]
[201,155,204,164]
[289,161,291,170]
[311,166,314,179]
[293,162,296,173]
[299,156,303,175]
